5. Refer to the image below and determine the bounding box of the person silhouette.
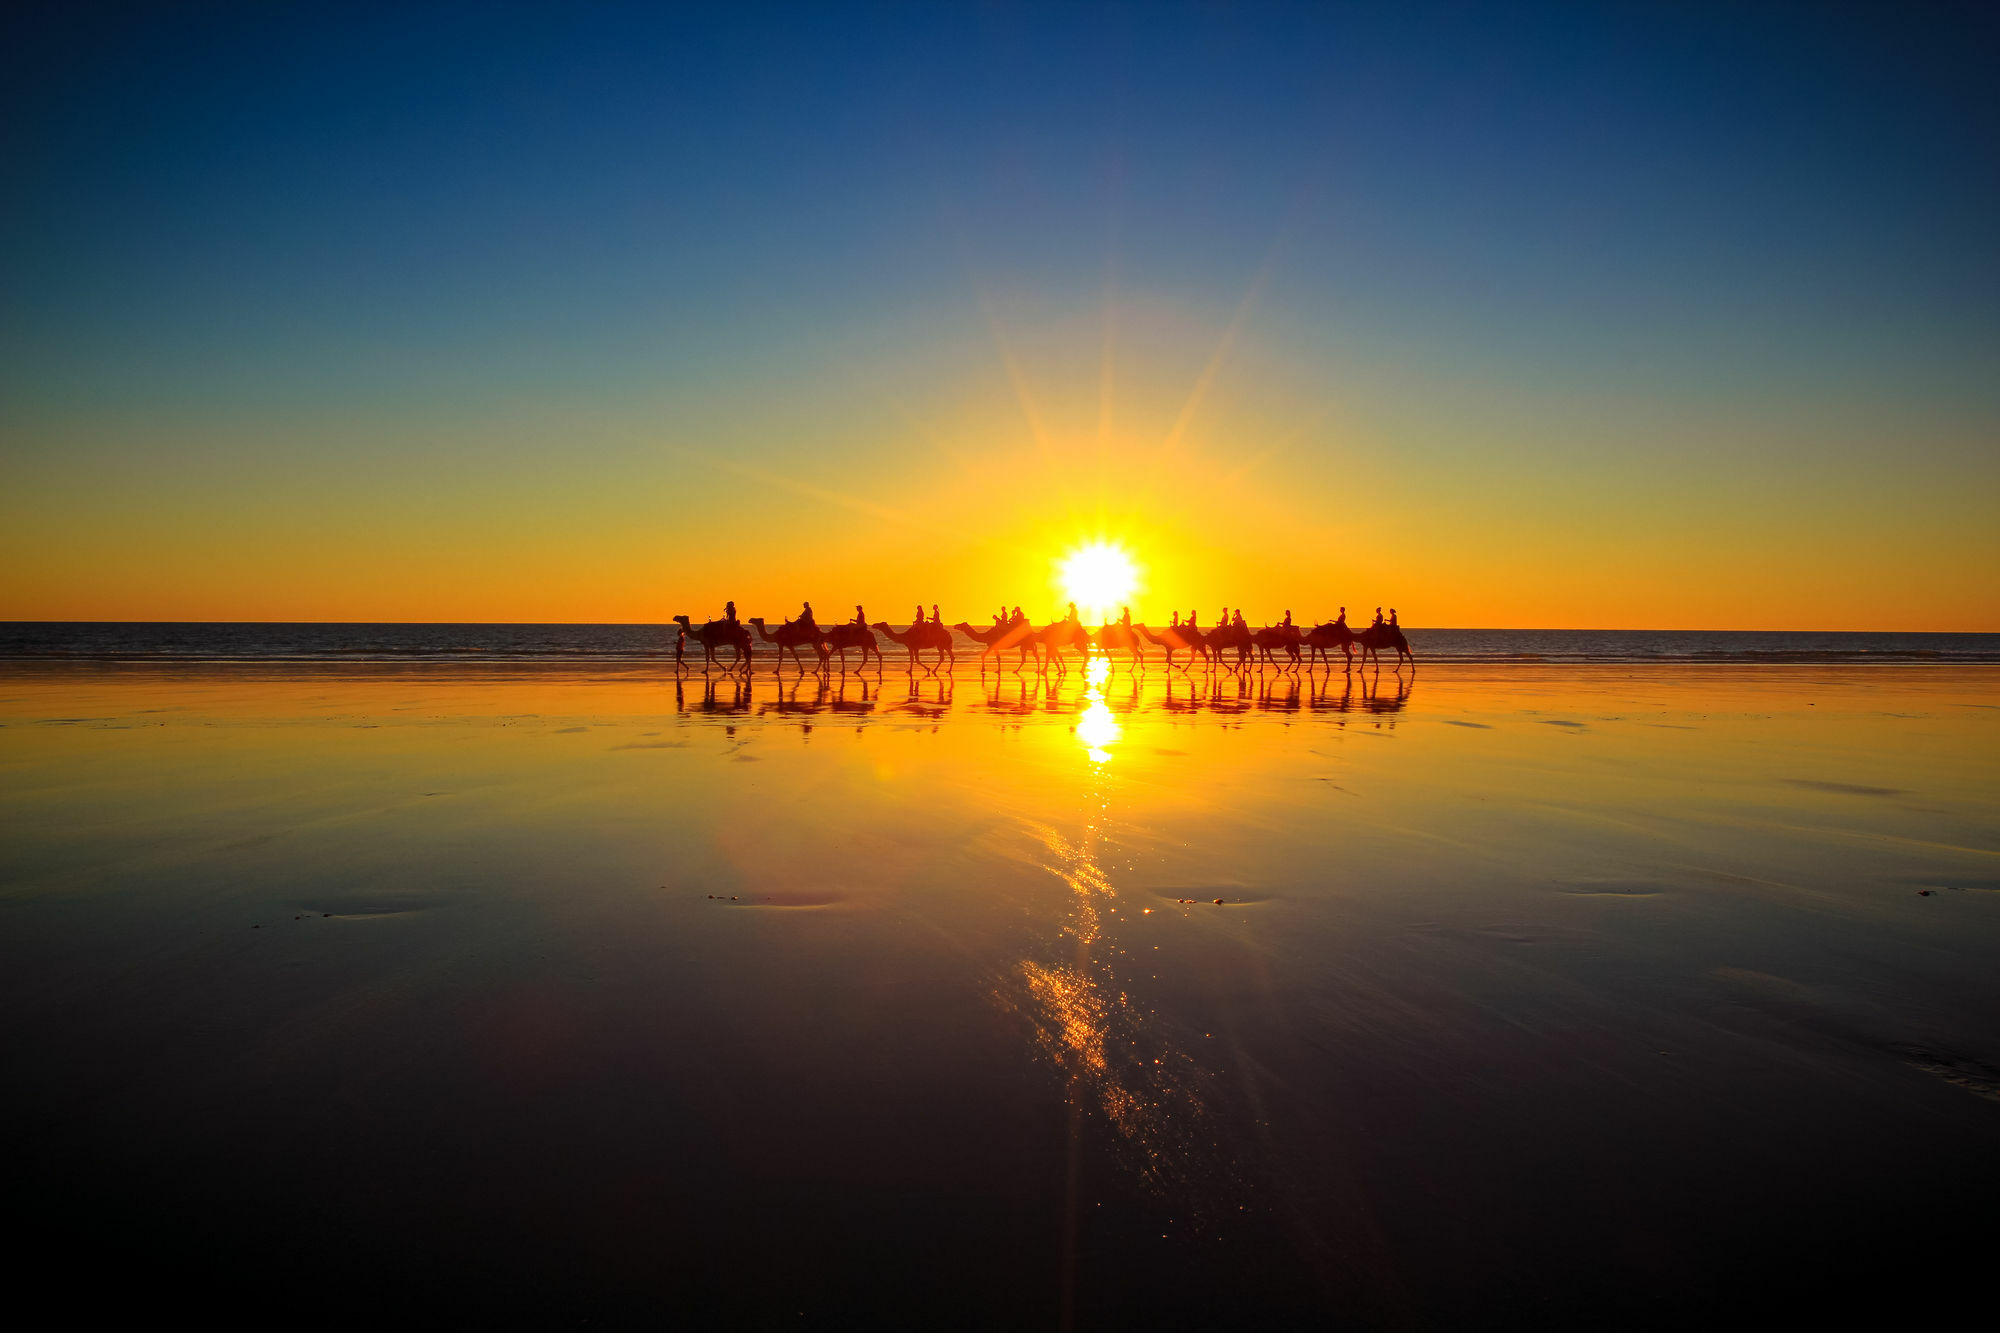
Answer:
[1371,606,1384,628]
[913,604,925,626]
[852,604,866,626]
[1335,606,1347,627]
[1233,608,1247,630]
[1170,611,1181,627]
[724,600,738,623]
[1066,601,1079,624]
[1388,608,1399,628]
[1187,609,1199,628]
[931,603,940,625]
[1119,605,1131,627]
[800,601,815,628]
[993,609,1006,629]
[1010,606,1024,626]
[1282,610,1293,628]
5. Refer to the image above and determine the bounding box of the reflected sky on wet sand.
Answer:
[2,662,1997,1323]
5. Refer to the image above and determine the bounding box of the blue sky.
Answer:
[4,2,1996,625]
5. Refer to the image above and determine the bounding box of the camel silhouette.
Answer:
[1089,621,1145,668]
[672,615,753,672]
[1136,621,1208,669]
[822,622,883,670]
[1355,622,1415,669]
[1031,619,1092,673]
[872,620,955,672]
[749,616,831,671]
[1250,622,1302,668]
[1203,619,1255,668]
[954,620,1038,671]
[1303,620,1356,667]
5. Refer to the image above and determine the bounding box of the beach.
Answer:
[3,659,1996,1323]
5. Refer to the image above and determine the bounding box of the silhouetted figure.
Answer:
[1335,606,1347,627]
[1371,607,1384,628]
[1066,601,1079,624]
[853,604,866,626]
[913,604,925,626]
[1119,605,1131,627]
[800,602,817,630]
[1282,610,1293,628]
[1188,610,1200,628]
[1232,609,1247,630]
[1389,608,1399,628]
[725,600,738,623]
[931,603,940,626]
[1170,611,1181,628]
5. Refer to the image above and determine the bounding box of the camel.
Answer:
[822,622,883,670]
[1355,622,1415,669]
[1032,619,1092,673]
[1303,620,1355,667]
[672,615,752,672]
[1251,623,1302,668]
[955,620,1038,671]
[1089,621,1145,668]
[748,616,831,671]
[1136,622,1209,669]
[871,620,955,672]
[1204,619,1255,669]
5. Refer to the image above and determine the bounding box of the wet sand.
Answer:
[2,662,1996,1324]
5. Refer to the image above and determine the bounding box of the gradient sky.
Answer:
[4,2,1996,628]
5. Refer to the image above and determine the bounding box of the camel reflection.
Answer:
[672,658,1413,725]
[676,676,754,715]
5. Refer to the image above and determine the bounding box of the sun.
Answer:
[1058,541,1139,621]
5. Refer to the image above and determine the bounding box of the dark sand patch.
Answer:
[717,892,846,910]
[1149,888,1271,907]
[1785,779,1906,798]
[302,894,445,919]
[1712,968,2000,1102]
[554,726,588,734]
[611,740,687,750]
[1443,719,1491,729]
[731,753,762,762]
[1557,878,1670,897]
[1540,719,1588,730]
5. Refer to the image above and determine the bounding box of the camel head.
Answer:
[671,615,691,628]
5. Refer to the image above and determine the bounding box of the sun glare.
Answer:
[1058,542,1139,621]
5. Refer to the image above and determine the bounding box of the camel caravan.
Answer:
[672,600,1414,675]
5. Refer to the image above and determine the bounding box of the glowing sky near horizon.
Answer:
[2,3,1995,629]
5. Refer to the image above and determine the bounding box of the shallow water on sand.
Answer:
[3,661,1997,1324]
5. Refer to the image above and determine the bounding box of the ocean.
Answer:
[3,621,1996,664]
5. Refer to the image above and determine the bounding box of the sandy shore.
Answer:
[2,663,1995,1322]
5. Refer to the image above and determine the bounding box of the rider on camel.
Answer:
[852,605,866,626]
[1371,607,1384,628]
[1388,608,1399,629]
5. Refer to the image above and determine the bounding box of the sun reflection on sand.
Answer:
[1075,653,1122,763]
[1005,816,1228,1214]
